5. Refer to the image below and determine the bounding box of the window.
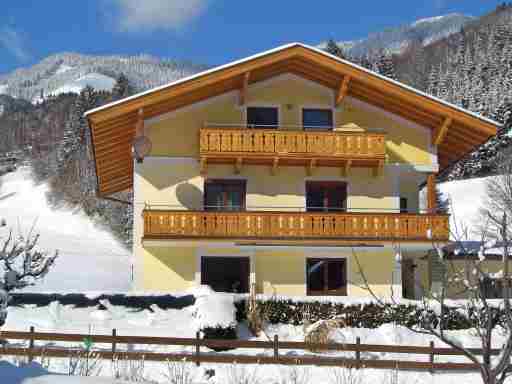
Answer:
[204,179,246,211]
[302,108,333,130]
[246,107,278,129]
[307,258,347,296]
[400,197,408,213]
[306,181,347,212]
[201,257,250,293]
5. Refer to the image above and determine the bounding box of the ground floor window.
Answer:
[306,258,347,296]
[201,256,249,293]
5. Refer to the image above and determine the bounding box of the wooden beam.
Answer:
[199,157,207,175]
[342,159,352,177]
[271,157,279,175]
[307,159,317,176]
[427,173,437,213]
[373,160,384,178]
[336,76,351,106]
[433,117,452,146]
[235,157,243,174]
[238,72,250,106]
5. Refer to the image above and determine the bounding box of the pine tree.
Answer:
[375,52,397,80]
[325,39,345,59]
[112,73,133,101]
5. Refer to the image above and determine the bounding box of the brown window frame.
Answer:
[204,179,247,211]
[305,181,347,212]
[306,258,347,296]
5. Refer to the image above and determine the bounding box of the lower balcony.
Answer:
[143,210,449,243]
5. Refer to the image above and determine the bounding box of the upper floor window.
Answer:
[247,107,278,129]
[306,181,347,212]
[204,179,246,211]
[302,108,333,130]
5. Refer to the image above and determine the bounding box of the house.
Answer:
[85,43,499,299]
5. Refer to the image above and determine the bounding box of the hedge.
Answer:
[235,299,485,330]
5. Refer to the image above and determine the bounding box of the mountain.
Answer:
[322,13,474,57]
[0,52,207,102]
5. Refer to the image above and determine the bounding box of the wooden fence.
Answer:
[0,328,500,372]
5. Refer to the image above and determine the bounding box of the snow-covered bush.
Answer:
[328,366,363,384]
[0,221,58,327]
[278,366,311,384]
[111,355,150,382]
[225,364,260,384]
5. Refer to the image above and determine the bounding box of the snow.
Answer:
[438,175,497,241]
[0,167,131,292]
[49,73,116,96]
[55,64,73,75]
[1,299,509,383]
[191,286,236,330]
[412,14,452,27]
[0,84,8,94]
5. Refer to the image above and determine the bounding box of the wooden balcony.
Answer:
[199,127,386,173]
[143,210,449,243]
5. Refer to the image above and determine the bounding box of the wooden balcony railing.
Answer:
[199,127,386,168]
[143,210,449,242]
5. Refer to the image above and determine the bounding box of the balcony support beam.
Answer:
[307,159,317,176]
[199,157,207,175]
[341,159,352,177]
[271,157,279,175]
[238,72,251,106]
[234,157,243,174]
[427,173,437,213]
[433,117,452,146]
[336,75,351,107]
[373,159,384,177]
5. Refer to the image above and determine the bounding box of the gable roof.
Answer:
[86,42,500,196]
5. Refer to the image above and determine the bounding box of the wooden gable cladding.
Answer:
[86,43,499,196]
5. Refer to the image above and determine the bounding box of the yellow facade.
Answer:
[133,73,438,297]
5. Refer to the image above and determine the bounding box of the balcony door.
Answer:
[302,108,333,130]
[306,181,347,212]
[307,258,347,296]
[246,106,278,129]
[204,179,246,211]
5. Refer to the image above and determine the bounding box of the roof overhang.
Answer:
[86,43,500,196]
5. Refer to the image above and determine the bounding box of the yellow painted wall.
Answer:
[137,244,396,298]
[136,160,398,212]
[147,74,433,166]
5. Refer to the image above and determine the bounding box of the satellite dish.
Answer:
[132,136,152,163]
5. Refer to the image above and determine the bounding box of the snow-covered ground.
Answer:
[0,167,132,291]
[438,175,494,240]
[0,84,8,94]
[2,290,508,384]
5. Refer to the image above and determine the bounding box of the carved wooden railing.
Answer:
[143,210,449,242]
[199,128,386,160]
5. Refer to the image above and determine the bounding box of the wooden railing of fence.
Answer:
[0,328,501,372]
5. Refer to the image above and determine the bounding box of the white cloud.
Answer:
[111,0,209,32]
[0,26,31,62]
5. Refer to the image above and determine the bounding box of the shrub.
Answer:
[201,325,237,352]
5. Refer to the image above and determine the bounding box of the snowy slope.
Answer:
[439,175,495,241]
[0,167,131,292]
[323,13,474,56]
[0,84,7,94]
[32,73,117,103]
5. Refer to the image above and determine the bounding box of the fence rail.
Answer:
[0,328,500,372]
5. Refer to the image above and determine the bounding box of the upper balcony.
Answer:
[199,124,386,174]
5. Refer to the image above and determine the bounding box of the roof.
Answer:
[86,42,500,196]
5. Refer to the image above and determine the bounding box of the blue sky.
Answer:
[0,1,505,75]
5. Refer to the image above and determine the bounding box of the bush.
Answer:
[235,298,480,330]
[201,325,237,352]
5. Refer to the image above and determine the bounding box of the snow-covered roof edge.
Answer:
[84,42,501,129]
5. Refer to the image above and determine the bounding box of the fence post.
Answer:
[355,337,361,369]
[28,326,35,363]
[429,341,435,374]
[273,334,279,361]
[111,329,117,360]
[195,331,201,367]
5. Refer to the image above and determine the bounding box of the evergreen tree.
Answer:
[375,52,397,80]
[112,73,133,101]
[325,39,345,59]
